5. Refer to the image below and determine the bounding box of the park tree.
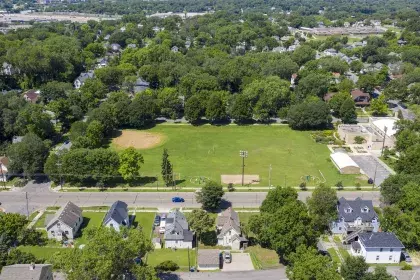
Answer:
[185,95,203,124]
[188,209,215,240]
[288,101,332,130]
[395,144,420,175]
[307,184,338,233]
[370,95,388,116]
[380,174,420,205]
[339,98,357,124]
[161,149,173,187]
[286,245,340,280]
[80,78,108,110]
[340,256,369,280]
[128,94,159,129]
[119,147,144,186]
[230,94,252,124]
[157,87,183,120]
[51,227,156,280]
[89,103,118,135]
[196,181,225,210]
[7,133,49,178]
[205,93,227,123]
[328,92,351,114]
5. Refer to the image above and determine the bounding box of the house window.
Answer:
[380,248,383,252]
[50,231,55,236]
[390,248,393,252]
[389,256,392,261]
[339,227,342,231]
[65,231,69,235]
[376,256,379,261]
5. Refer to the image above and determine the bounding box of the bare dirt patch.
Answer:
[221,175,260,184]
[112,130,165,149]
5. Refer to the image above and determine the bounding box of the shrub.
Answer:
[401,263,412,270]
[336,181,344,190]
[299,181,307,190]
[355,182,361,190]
[354,136,366,144]
[227,183,235,192]
[155,260,179,272]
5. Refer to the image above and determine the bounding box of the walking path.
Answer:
[27,210,44,229]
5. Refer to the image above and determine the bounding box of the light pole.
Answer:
[380,126,388,157]
[239,150,248,186]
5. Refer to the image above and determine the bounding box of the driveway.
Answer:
[221,253,254,272]
[173,269,287,280]
[349,155,391,186]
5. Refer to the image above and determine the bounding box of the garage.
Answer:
[197,250,221,271]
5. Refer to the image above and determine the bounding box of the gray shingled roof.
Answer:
[198,250,220,266]
[103,200,128,226]
[164,210,193,241]
[338,197,378,222]
[0,264,51,280]
[358,232,404,248]
[46,201,82,230]
[75,71,94,84]
[217,208,241,238]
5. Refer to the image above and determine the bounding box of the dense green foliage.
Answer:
[196,180,225,210]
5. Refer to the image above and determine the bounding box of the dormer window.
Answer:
[361,207,369,213]
[344,207,352,213]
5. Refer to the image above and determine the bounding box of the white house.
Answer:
[74,71,94,89]
[45,201,83,241]
[164,210,194,249]
[102,200,130,232]
[351,232,404,264]
[0,156,9,182]
[216,208,247,250]
[171,46,179,53]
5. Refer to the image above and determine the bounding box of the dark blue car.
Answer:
[172,197,185,203]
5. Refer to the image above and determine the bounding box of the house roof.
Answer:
[164,210,193,241]
[331,152,360,171]
[351,89,370,98]
[46,201,82,230]
[217,207,241,238]
[198,250,220,267]
[358,232,404,249]
[338,197,377,222]
[0,264,51,280]
[23,90,39,101]
[75,71,94,84]
[103,200,128,226]
[12,136,23,144]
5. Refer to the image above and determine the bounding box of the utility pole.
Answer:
[381,126,388,157]
[239,150,248,186]
[0,167,5,189]
[268,164,272,189]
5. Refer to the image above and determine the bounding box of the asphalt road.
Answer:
[0,181,381,214]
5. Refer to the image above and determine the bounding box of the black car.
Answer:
[153,215,161,226]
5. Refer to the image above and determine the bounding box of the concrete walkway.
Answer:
[27,210,44,229]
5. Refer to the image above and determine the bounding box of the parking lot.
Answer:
[221,253,254,272]
[349,155,391,186]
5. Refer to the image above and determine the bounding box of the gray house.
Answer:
[0,264,53,280]
[216,207,248,250]
[133,77,150,93]
[46,201,83,241]
[164,210,194,249]
[74,71,95,89]
[102,200,130,232]
[331,197,380,242]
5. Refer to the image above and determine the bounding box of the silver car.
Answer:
[224,251,232,263]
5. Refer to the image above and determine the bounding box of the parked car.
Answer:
[159,214,166,233]
[402,251,412,263]
[154,215,161,226]
[172,196,185,203]
[224,251,232,263]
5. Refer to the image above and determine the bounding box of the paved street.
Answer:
[161,269,288,280]
[0,181,381,214]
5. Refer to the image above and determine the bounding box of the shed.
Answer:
[152,238,161,249]
[197,250,220,271]
[330,152,360,174]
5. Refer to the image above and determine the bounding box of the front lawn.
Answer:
[75,212,105,244]
[246,245,281,269]
[327,248,340,264]
[109,125,360,186]
[146,249,196,271]
[134,213,156,236]
[34,211,56,228]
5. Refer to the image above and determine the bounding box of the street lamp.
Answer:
[239,150,248,186]
[380,126,388,157]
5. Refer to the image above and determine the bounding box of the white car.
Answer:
[159,214,166,234]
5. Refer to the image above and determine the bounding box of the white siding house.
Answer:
[216,208,247,250]
[102,201,130,232]
[351,232,404,264]
[45,201,83,241]
[164,210,194,249]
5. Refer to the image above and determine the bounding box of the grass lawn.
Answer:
[238,212,256,237]
[327,248,340,264]
[34,211,56,228]
[134,213,156,237]
[333,235,341,243]
[246,245,281,269]
[28,211,39,222]
[339,248,350,259]
[18,246,69,261]
[147,249,196,270]
[75,212,105,244]
[110,125,360,187]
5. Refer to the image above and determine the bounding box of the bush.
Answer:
[355,182,361,190]
[227,183,235,192]
[155,260,179,272]
[336,181,344,190]
[299,181,307,190]
[14,178,28,188]
[401,263,412,270]
[354,136,366,144]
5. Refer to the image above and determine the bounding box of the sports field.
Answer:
[111,125,363,187]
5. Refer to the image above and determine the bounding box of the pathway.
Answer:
[27,209,44,229]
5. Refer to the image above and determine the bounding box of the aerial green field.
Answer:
[111,125,362,187]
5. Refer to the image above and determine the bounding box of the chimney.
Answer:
[29,263,35,270]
